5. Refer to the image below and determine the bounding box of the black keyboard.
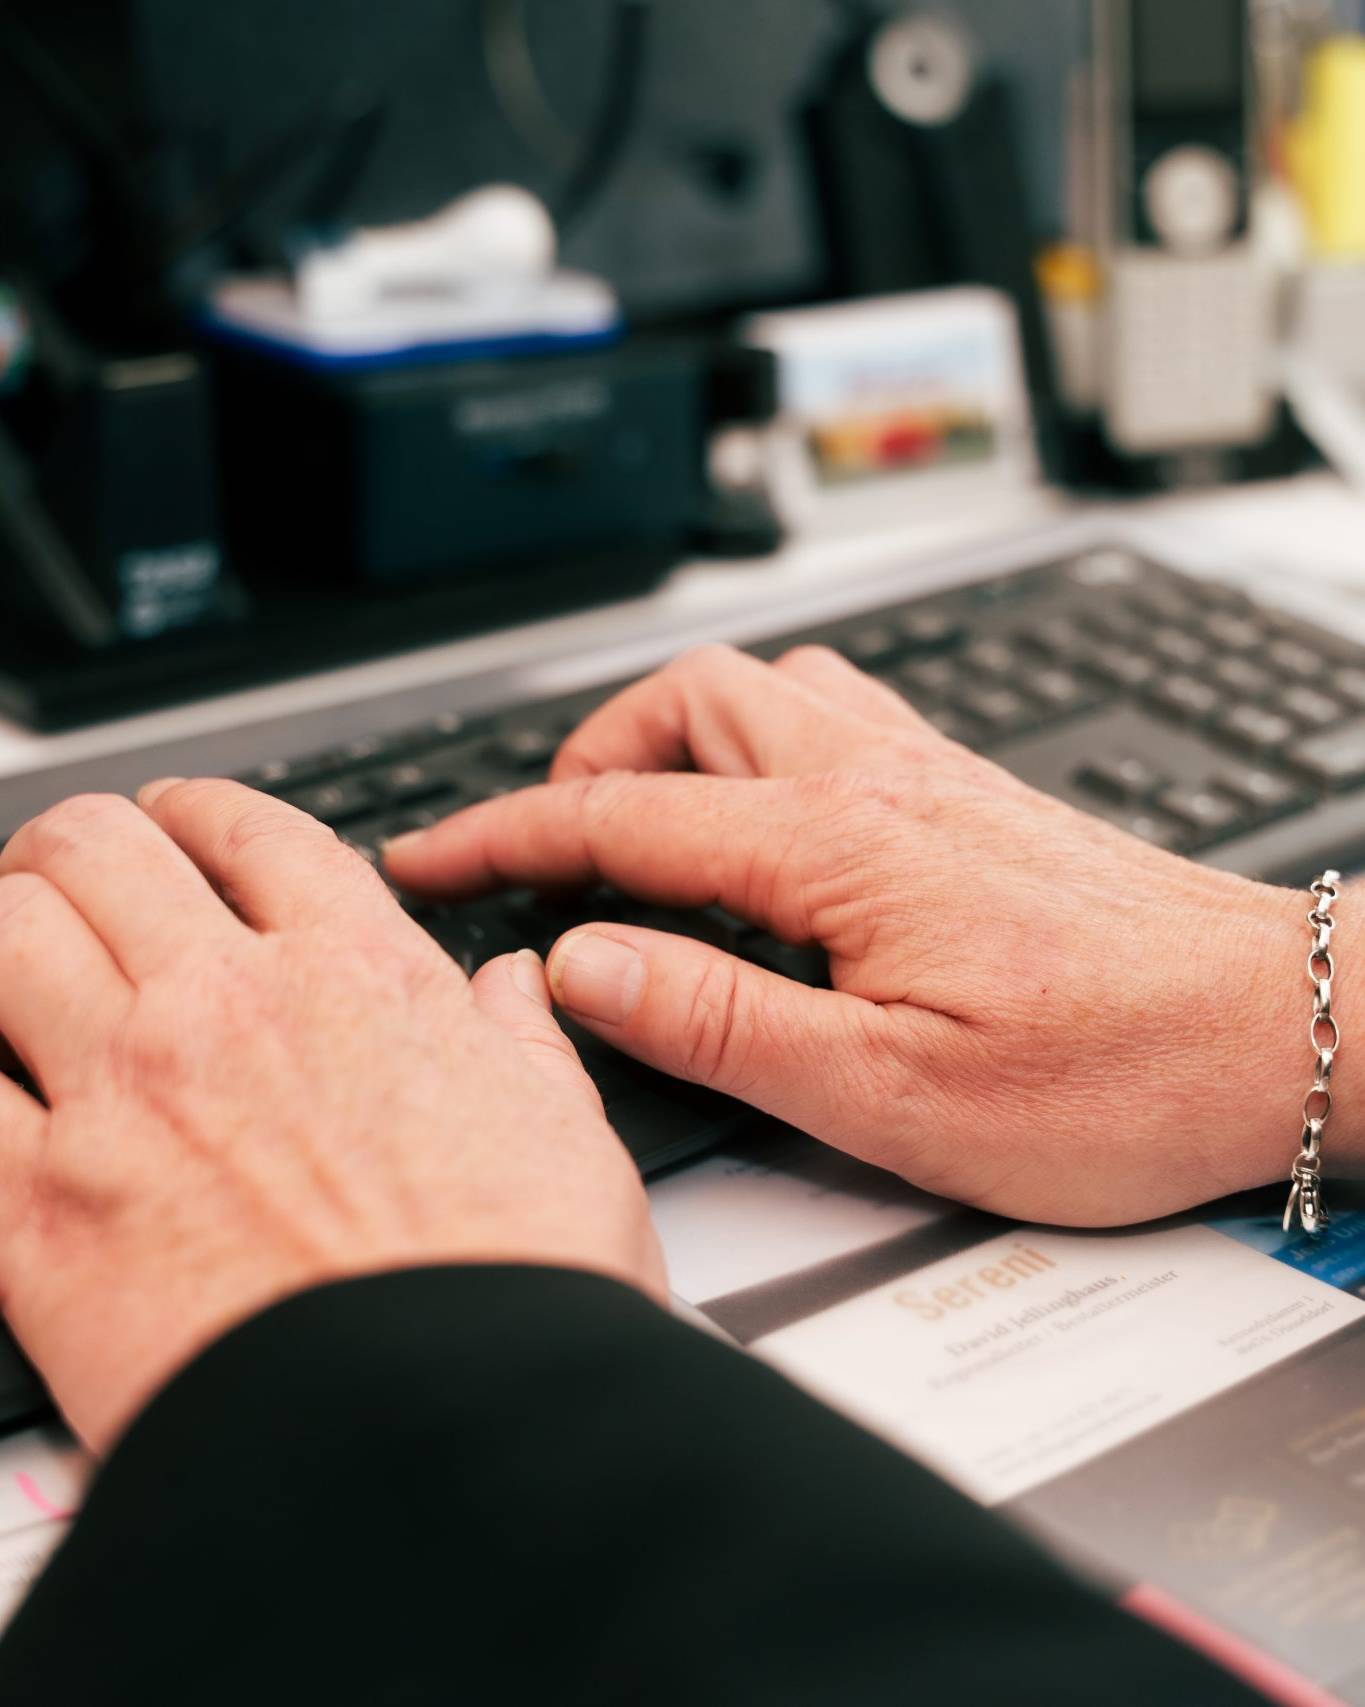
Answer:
[181,545,1365,1179]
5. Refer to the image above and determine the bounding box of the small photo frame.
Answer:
[741,287,1038,535]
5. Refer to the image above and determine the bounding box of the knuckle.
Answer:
[791,767,899,816]
[680,957,749,1090]
[213,801,333,871]
[507,1020,580,1072]
[18,793,134,861]
[215,804,293,865]
[104,996,203,1101]
[319,847,399,925]
[22,1155,113,1242]
[578,769,638,832]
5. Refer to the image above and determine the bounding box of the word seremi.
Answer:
[894,1243,1059,1322]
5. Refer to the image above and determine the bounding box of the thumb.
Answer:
[470,949,606,1124]
[546,925,889,1145]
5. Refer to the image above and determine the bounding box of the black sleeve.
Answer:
[0,1266,1266,1706]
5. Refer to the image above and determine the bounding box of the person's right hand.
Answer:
[385,643,1331,1228]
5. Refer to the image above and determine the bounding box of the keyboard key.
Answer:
[388,796,464,833]
[1280,686,1346,731]
[1074,755,1165,803]
[490,726,559,771]
[1288,718,1365,790]
[838,623,902,667]
[923,707,981,746]
[298,716,468,782]
[1129,585,1193,624]
[961,639,1016,677]
[1016,616,1091,660]
[281,777,374,826]
[1020,666,1100,715]
[970,573,1038,606]
[1153,785,1243,839]
[242,716,469,799]
[1187,580,1254,613]
[1150,627,1208,669]
[951,685,1034,734]
[1089,644,1157,688]
[240,755,335,794]
[1333,668,1365,710]
[389,713,464,752]
[899,658,959,699]
[311,732,412,772]
[898,609,963,653]
[1081,602,1145,644]
[1067,548,1142,586]
[1267,639,1323,680]
[367,761,459,807]
[1213,765,1302,815]
[1146,674,1221,722]
[1112,810,1186,851]
[1202,613,1264,652]
[1217,704,1297,753]
[1211,655,1274,698]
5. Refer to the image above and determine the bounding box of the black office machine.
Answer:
[208,331,774,591]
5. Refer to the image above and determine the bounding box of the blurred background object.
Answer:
[1,0,1364,729]
[741,288,1038,535]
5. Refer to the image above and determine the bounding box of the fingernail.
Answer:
[137,777,184,808]
[550,931,646,1024]
[511,948,550,1007]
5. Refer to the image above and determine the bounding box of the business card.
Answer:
[755,1223,1365,1504]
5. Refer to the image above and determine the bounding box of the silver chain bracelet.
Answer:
[1284,870,1343,1237]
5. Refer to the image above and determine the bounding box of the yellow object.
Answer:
[1034,242,1102,303]
[1289,36,1365,259]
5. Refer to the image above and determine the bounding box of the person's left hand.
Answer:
[0,782,665,1453]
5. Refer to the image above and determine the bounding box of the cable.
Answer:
[481,0,577,163]
[552,0,653,235]
[480,0,654,236]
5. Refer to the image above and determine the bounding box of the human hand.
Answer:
[0,783,664,1452]
[385,644,1330,1228]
